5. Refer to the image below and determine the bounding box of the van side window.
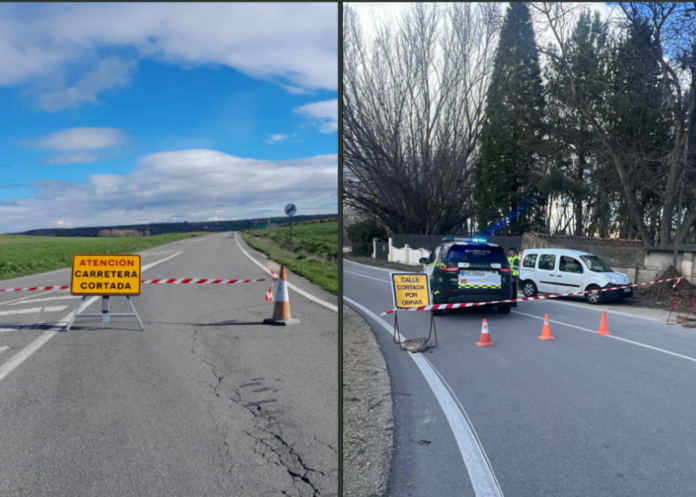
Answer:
[522,254,537,268]
[538,254,556,271]
[559,256,583,274]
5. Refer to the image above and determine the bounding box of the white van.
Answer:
[518,248,633,305]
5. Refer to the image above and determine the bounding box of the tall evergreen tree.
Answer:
[474,2,545,235]
[544,10,608,236]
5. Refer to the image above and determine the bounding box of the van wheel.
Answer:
[433,309,446,316]
[522,281,538,297]
[498,304,512,315]
[585,285,604,305]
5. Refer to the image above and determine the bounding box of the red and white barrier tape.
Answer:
[266,269,277,303]
[0,276,278,294]
[141,278,267,285]
[0,285,70,293]
[380,276,685,316]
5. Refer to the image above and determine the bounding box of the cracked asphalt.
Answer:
[0,232,338,496]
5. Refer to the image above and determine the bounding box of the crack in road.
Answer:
[190,328,330,495]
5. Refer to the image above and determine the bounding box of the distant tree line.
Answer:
[97,229,151,238]
[343,2,696,247]
[19,214,336,238]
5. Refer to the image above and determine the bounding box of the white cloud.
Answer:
[33,127,127,151]
[295,99,338,133]
[43,151,100,165]
[36,58,136,112]
[0,149,338,232]
[0,3,337,110]
[267,134,289,143]
[281,85,315,95]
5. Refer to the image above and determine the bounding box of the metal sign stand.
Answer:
[66,295,144,331]
[392,311,438,352]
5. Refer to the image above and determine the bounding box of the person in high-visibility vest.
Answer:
[508,247,520,291]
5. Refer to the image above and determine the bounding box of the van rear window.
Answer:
[443,245,509,267]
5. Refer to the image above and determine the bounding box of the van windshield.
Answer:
[443,245,509,268]
[580,255,612,273]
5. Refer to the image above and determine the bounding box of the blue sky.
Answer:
[0,3,337,233]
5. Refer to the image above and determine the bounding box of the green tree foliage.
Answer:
[544,10,608,236]
[475,3,546,235]
[346,218,388,257]
[605,17,673,240]
[532,2,696,246]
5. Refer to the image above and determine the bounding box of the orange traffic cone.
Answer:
[476,319,496,347]
[538,313,555,340]
[596,311,611,335]
[263,266,300,326]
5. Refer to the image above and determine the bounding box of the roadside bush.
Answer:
[346,218,388,256]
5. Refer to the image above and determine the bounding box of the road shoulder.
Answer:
[236,232,338,309]
[343,303,393,497]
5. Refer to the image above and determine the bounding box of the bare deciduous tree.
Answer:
[343,3,502,234]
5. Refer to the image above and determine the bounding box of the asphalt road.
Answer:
[344,258,696,497]
[0,232,338,497]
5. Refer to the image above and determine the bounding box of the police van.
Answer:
[419,237,516,315]
[518,248,633,304]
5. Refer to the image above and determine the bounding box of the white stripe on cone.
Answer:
[275,278,289,302]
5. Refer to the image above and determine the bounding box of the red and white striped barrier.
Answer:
[141,278,267,285]
[0,285,70,293]
[265,269,277,303]
[380,276,686,316]
[0,276,277,295]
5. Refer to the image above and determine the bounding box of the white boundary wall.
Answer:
[388,240,431,266]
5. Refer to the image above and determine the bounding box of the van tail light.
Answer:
[443,289,454,293]
[439,267,459,272]
[500,268,511,272]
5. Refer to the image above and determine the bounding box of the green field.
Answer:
[241,221,338,294]
[0,233,209,281]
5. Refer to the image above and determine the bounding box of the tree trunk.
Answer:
[575,150,584,236]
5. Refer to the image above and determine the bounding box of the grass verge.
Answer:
[0,232,209,281]
[241,221,337,294]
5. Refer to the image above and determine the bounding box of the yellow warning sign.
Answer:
[390,273,431,309]
[71,254,141,296]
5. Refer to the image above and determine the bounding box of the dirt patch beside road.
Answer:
[629,266,696,311]
[343,304,393,497]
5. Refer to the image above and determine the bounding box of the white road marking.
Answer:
[344,258,418,273]
[235,233,338,312]
[0,306,68,317]
[9,296,81,305]
[141,251,182,270]
[0,288,61,307]
[534,296,665,323]
[0,250,183,384]
[512,310,696,364]
[344,296,503,497]
[0,346,8,355]
[343,269,389,283]
[343,270,390,283]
